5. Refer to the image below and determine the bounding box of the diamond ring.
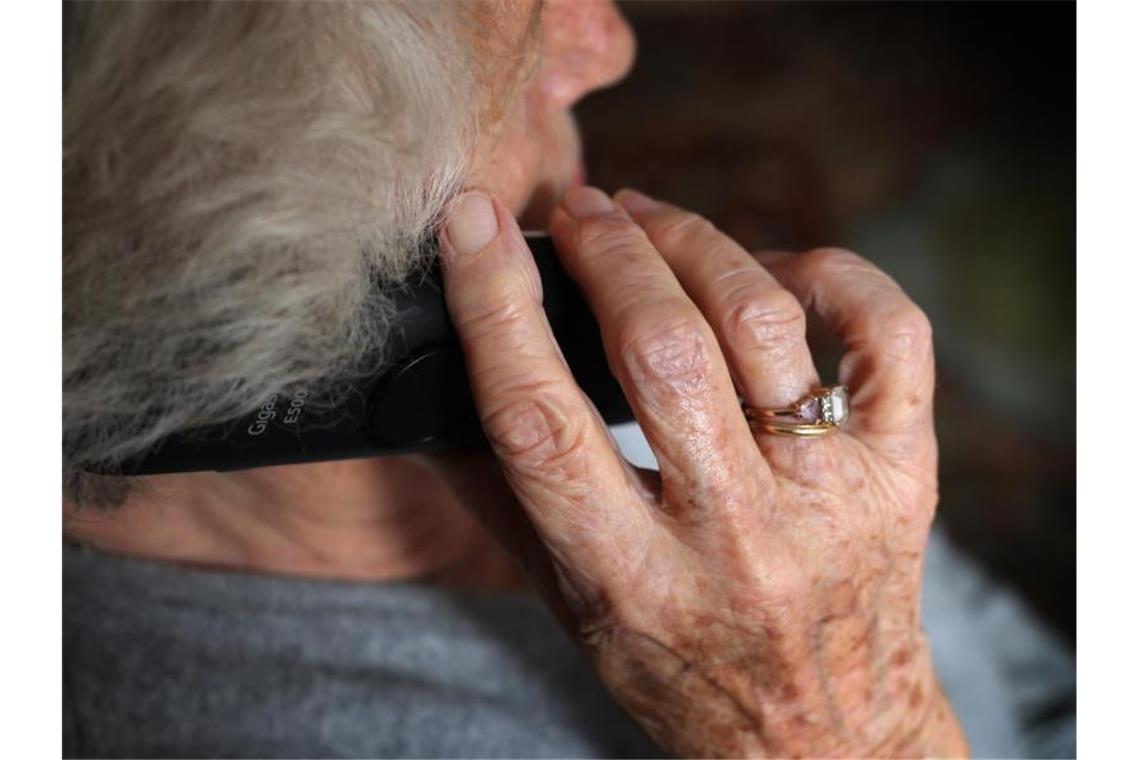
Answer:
[743,385,850,437]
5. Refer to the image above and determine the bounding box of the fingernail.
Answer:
[562,186,614,218]
[614,188,659,214]
[446,191,498,257]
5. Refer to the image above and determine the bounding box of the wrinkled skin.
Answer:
[64,1,969,754]
[427,185,969,757]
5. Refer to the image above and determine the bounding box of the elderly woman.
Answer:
[63,2,1073,758]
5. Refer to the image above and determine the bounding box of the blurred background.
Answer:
[578,1,1074,644]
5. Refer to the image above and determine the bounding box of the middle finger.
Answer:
[549,186,770,507]
[613,189,820,415]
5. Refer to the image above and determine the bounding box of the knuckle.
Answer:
[878,304,934,363]
[481,389,590,473]
[453,295,533,346]
[449,264,537,333]
[575,214,646,259]
[647,210,717,250]
[722,285,806,354]
[798,246,876,285]
[667,472,757,528]
[746,562,811,620]
[617,316,714,399]
[801,246,868,275]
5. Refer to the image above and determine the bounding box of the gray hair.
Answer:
[63,2,487,493]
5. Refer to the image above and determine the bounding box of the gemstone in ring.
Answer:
[743,385,850,437]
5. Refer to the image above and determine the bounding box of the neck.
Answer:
[63,456,528,590]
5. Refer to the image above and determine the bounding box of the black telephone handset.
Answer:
[112,234,632,475]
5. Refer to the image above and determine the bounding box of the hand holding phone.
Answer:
[432,185,966,758]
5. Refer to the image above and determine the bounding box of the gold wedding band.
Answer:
[743,385,850,438]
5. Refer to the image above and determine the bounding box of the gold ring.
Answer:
[743,385,850,438]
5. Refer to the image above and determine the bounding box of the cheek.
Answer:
[469,101,546,217]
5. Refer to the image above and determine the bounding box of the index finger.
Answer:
[439,190,653,581]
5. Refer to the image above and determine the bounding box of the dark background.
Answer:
[576,1,1074,644]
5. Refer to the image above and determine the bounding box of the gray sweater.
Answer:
[62,529,1074,758]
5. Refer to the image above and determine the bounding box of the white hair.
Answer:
[63,2,492,495]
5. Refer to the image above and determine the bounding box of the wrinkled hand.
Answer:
[426,186,968,758]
